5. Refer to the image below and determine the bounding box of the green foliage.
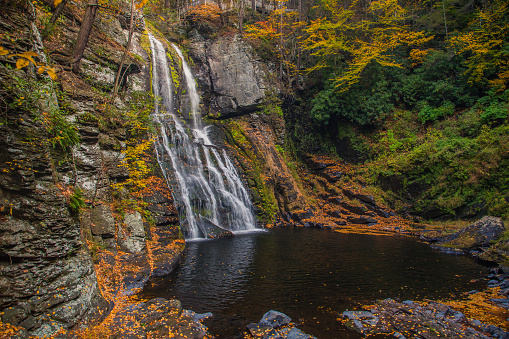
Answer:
[307,49,483,126]
[310,63,396,125]
[380,130,403,153]
[261,90,283,117]
[275,144,284,154]
[68,188,85,214]
[418,101,455,123]
[367,106,509,218]
[3,68,80,149]
[480,102,508,124]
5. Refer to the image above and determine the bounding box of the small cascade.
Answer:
[149,34,257,240]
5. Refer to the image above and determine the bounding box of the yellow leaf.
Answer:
[46,67,57,80]
[0,46,9,56]
[21,51,39,57]
[16,58,29,69]
[135,0,148,10]
[54,0,62,6]
[38,66,46,74]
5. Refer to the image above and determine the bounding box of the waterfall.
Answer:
[148,34,257,240]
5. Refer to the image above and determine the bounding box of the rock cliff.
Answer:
[0,1,184,336]
[188,30,270,118]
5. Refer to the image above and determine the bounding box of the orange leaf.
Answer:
[0,46,9,56]
[54,0,62,6]
[38,66,46,74]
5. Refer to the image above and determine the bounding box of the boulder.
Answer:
[291,209,314,222]
[438,216,505,250]
[342,298,502,338]
[340,202,368,215]
[285,327,317,339]
[260,310,292,328]
[247,322,274,337]
[247,311,316,339]
[89,205,116,238]
[207,35,267,115]
[195,218,235,239]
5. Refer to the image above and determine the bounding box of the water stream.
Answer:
[149,35,257,240]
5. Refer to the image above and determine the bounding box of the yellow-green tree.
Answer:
[448,0,509,91]
[245,1,305,84]
[301,0,433,91]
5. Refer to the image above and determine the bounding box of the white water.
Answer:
[149,34,257,240]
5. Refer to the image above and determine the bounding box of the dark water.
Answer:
[140,228,489,338]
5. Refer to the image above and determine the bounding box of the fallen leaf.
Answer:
[16,58,29,69]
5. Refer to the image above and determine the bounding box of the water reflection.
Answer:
[167,234,258,310]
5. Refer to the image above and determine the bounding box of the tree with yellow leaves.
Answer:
[448,0,509,91]
[301,0,433,91]
[246,1,305,84]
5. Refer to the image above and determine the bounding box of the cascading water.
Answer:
[149,34,257,240]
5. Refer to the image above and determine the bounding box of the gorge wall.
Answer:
[0,1,183,336]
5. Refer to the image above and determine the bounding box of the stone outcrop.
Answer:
[187,30,270,118]
[432,216,505,254]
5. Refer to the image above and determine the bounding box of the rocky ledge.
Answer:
[342,298,509,339]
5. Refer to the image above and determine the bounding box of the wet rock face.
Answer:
[0,83,108,336]
[0,4,111,335]
[188,31,269,118]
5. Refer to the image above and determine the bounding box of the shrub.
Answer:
[418,101,455,123]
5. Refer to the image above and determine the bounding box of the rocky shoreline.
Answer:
[342,297,508,339]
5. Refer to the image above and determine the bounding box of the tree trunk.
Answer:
[252,0,256,11]
[42,0,68,40]
[70,0,98,73]
[279,2,283,80]
[238,0,244,34]
[50,0,68,25]
[112,0,135,98]
[442,0,448,36]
